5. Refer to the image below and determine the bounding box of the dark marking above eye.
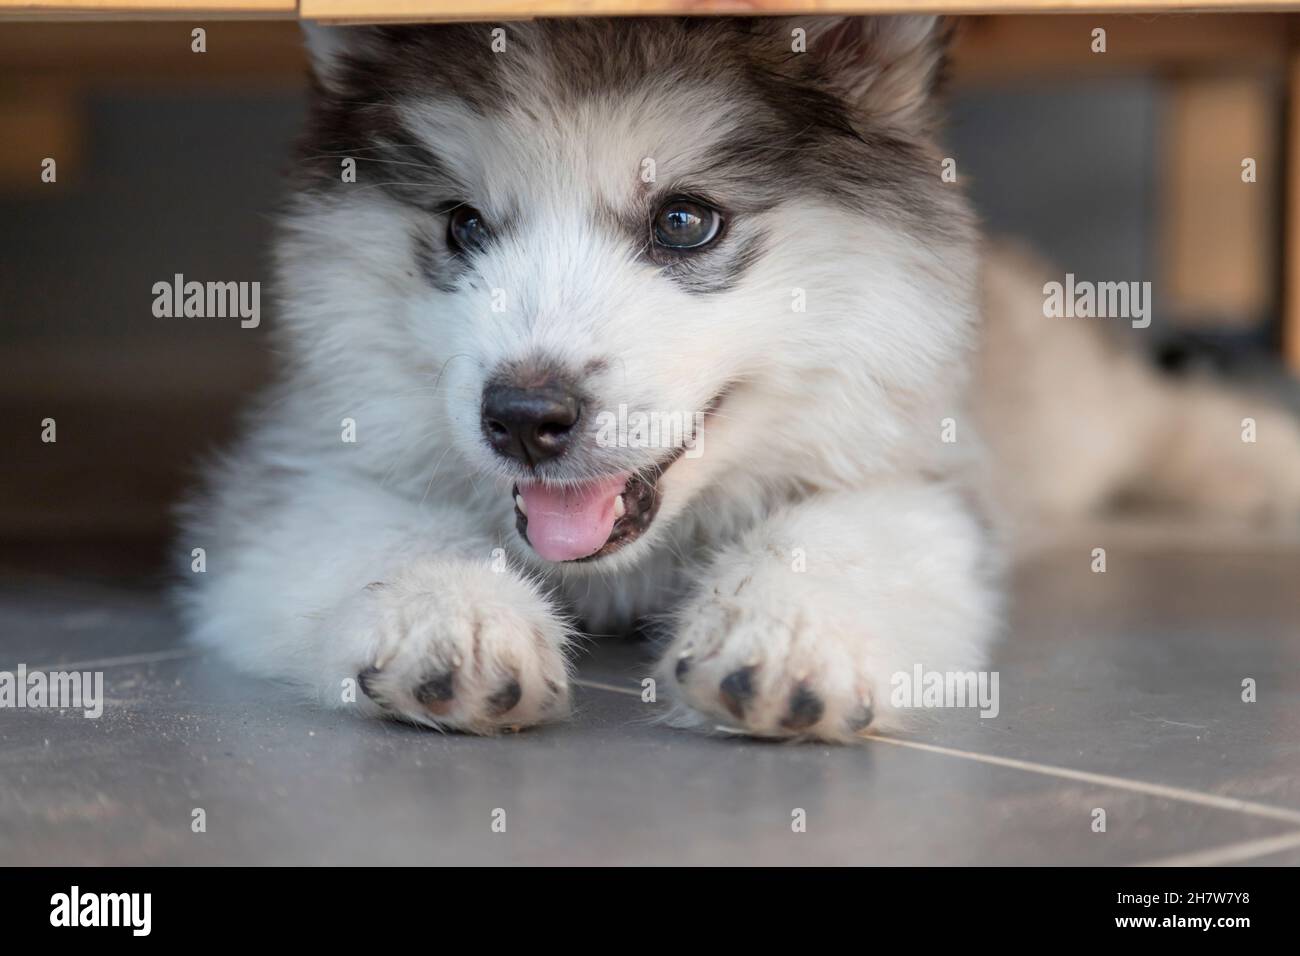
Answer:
[295,18,965,251]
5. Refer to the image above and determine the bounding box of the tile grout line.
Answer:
[1132,829,1300,867]
[571,677,643,696]
[29,665,1292,834]
[574,676,1300,826]
[861,735,1300,826]
[13,647,201,673]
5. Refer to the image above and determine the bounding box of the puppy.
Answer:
[177,16,1300,741]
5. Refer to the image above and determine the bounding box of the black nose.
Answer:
[481,383,582,466]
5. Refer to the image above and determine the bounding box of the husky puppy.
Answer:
[178,16,1300,741]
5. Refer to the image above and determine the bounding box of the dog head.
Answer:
[279,17,977,569]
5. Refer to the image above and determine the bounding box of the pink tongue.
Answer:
[518,474,629,562]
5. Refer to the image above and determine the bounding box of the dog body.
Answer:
[178,17,1299,740]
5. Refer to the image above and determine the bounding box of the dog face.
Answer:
[278,17,978,569]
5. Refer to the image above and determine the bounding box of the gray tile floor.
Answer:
[2,527,1298,865]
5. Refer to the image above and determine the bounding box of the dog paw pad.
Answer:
[780,683,825,731]
[413,671,456,714]
[718,666,756,719]
[487,679,523,716]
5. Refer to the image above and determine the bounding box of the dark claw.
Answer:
[543,679,568,712]
[414,671,456,715]
[357,666,384,703]
[846,702,875,733]
[488,679,523,716]
[675,653,693,681]
[718,666,756,720]
[781,683,825,731]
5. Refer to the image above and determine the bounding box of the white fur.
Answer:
[660,482,998,739]
[178,18,1299,742]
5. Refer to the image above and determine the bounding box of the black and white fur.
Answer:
[177,16,1300,741]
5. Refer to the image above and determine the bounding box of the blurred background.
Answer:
[4,11,1300,869]
[3,14,1299,574]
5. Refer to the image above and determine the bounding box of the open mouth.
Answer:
[513,448,683,563]
[510,388,727,563]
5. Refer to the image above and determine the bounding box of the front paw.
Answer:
[663,563,881,742]
[351,561,571,734]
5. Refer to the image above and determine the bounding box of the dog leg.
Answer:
[179,469,572,733]
[662,482,999,741]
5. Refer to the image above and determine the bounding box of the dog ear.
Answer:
[301,21,383,94]
[797,16,955,132]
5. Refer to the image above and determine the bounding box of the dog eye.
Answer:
[447,205,490,254]
[652,198,722,250]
